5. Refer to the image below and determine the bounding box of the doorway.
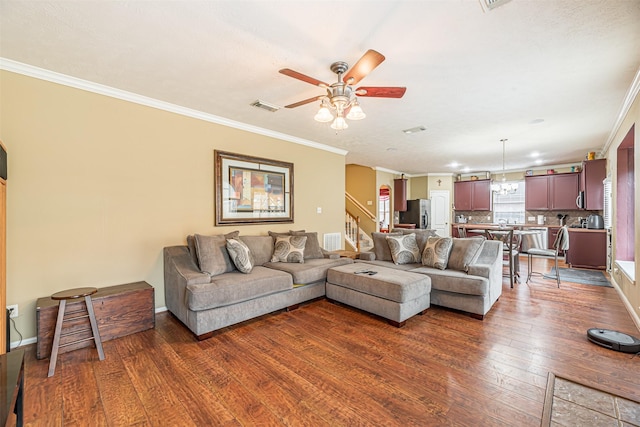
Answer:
[379,186,391,232]
[430,190,451,237]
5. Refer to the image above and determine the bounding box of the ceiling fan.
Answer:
[279,49,406,130]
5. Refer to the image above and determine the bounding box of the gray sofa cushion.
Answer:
[290,230,324,259]
[194,231,239,276]
[271,235,307,263]
[448,237,484,272]
[422,236,453,270]
[226,238,254,273]
[372,232,401,261]
[265,257,353,284]
[186,266,293,311]
[239,235,274,266]
[386,234,421,264]
[409,266,489,296]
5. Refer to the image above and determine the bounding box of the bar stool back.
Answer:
[47,287,105,377]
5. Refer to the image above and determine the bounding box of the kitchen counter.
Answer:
[452,223,605,231]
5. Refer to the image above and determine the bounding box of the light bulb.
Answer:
[346,101,366,120]
[331,116,348,130]
[314,106,333,123]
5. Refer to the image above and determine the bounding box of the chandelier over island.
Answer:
[491,138,519,195]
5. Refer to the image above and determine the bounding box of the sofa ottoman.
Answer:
[326,263,431,327]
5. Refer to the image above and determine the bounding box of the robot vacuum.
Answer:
[587,328,640,353]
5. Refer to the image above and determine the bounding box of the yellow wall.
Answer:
[408,176,428,199]
[0,70,346,340]
[604,84,640,325]
[345,164,377,237]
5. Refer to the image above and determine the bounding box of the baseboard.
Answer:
[10,305,169,350]
[609,276,640,333]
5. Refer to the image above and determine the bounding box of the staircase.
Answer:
[345,192,375,252]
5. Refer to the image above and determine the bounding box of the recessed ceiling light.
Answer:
[386,147,398,152]
[529,118,545,125]
[535,159,543,165]
[462,167,471,173]
[402,126,426,134]
[530,151,540,158]
[449,161,459,168]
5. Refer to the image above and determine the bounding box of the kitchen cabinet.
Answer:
[525,173,579,210]
[565,229,606,269]
[580,159,606,210]
[525,176,550,210]
[551,173,579,210]
[454,180,491,211]
[394,177,407,212]
[548,227,560,250]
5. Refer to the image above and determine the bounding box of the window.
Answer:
[493,180,525,224]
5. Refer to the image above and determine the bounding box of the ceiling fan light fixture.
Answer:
[346,100,366,120]
[331,116,349,130]
[314,105,334,123]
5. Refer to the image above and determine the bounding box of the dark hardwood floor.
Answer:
[16,257,640,426]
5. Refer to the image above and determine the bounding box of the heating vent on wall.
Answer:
[323,233,342,251]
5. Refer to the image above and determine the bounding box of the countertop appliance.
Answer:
[399,199,431,229]
[587,214,604,229]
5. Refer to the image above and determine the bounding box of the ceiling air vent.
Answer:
[250,100,281,112]
[480,0,511,12]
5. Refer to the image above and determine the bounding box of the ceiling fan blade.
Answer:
[284,96,323,108]
[279,68,328,87]
[343,49,385,85]
[355,86,407,98]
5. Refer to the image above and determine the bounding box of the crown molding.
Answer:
[602,66,640,154]
[0,58,348,156]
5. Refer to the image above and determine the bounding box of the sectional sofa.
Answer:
[163,230,352,339]
[355,229,504,319]
[163,228,504,340]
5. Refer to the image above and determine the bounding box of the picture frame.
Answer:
[215,150,294,225]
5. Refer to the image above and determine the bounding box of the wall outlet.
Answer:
[7,304,18,318]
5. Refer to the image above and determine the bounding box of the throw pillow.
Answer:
[391,229,439,254]
[271,235,307,263]
[448,237,485,272]
[385,233,421,265]
[372,232,401,261]
[422,236,453,270]
[194,231,240,276]
[225,238,254,274]
[290,230,324,259]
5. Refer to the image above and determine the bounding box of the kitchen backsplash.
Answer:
[454,209,603,227]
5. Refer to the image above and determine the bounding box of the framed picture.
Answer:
[215,150,293,225]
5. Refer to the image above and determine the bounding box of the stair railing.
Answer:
[345,210,361,252]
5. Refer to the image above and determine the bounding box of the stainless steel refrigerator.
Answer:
[399,199,431,229]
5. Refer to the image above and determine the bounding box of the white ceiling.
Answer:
[2,0,640,175]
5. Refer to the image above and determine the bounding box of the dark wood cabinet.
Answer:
[472,180,492,210]
[454,180,491,211]
[580,159,606,210]
[550,173,579,210]
[525,176,550,210]
[566,230,607,269]
[548,227,560,250]
[394,178,407,212]
[525,173,579,211]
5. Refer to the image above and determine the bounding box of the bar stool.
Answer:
[48,287,105,377]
